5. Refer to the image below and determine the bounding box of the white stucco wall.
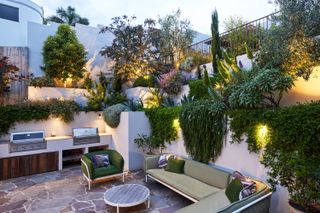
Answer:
[0,0,43,46]
[0,111,105,141]
[27,22,114,79]
[28,86,89,106]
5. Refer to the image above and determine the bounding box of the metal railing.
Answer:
[189,11,280,55]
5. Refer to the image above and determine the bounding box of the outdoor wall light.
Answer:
[98,113,102,119]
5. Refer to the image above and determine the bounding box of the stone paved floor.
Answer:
[0,166,192,213]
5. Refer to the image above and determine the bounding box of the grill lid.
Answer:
[11,131,45,143]
[72,128,98,138]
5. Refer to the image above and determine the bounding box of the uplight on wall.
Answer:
[173,118,180,129]
[256,124,270,148]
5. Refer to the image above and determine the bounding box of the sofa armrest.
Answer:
[144,155,160,171]
[110,151,124,172]
[81,155,94,180]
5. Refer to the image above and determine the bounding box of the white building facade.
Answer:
[0,0,43,46]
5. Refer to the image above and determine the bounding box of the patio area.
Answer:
[0,166,191,213]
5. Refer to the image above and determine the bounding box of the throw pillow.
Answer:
[231,171,257,200]
[225,178,244,203]
[158,154,175,168]
[165,158,185,174]
[91,154,110,168]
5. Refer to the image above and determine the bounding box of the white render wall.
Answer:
[28,86,89,106]
[0,0,43,46]
[27,22,114,80]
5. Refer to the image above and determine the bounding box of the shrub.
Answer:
[105,92,127,106]
[103,104,128,128]
[42,24,87,82]
[134,134,159,154]
[188,79,210,100]
[0,100,80,135]
[159,70,184,95]
[133,75,156,87]
[29,76,55,88]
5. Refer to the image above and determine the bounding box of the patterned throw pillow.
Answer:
[90,154,110,168]
[230,171,257,200]
[158,154,175,168]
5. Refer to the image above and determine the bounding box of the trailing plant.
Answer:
[29,76,55,88]
[144,106,181,147]
[103,104,129,128]
[0,56,20,95]
[179,100,226,163]
[42,24,88,83]
[0,99,80,135]
[229,102,320,211]
[134,134,160,154]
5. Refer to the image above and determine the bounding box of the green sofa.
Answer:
[144,155,272,213]
[81,150,124,190]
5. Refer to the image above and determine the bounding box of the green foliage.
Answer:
[83,76,92,90]
[84,81,107,111]
[133,75,156,87]
[123,99,144,111]
[160,71,184,95]
[158,9,195,66]
[103,104,129,128]
[100,16,160,90]
[228,67,294,108]
[244,42,253,60]
[29,76,55,88]
[45,6,89,26]
[144,107,181,148]
[105,92,127,106]
[229,102,320,209]
[162,97,176,107]
[188,80,210,100]
[203,68,211,87]
[180,95,195,105]
[211,9,221,73]
[42,24,88,82]
[179,101,226,163]
[134,134,159,154]
[0,100,80,135]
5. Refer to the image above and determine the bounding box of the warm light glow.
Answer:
[173,119,180,129]
[256,124,269,148]
[143,75,150,80]
[258,125,268,138]
[98,113,102,119]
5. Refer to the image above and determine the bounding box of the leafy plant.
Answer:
[133,75,157,87]
[100,16,160,90]
[84,81,107,111]
[42,24,88,83]
[29,76,55,88]
[180,95,195,105]
[159,70,184,95]
[0,100,80,135]
[45,6,89,26]
[123,99,144,111]
[103,104,128,128]
[105,92,127,106]
[83,75,92,90]
[158,9,195,67]
[179,100,226,163]
[134,134,160,154]
[144,106,181,147]
[229,102,320,211]
[162,97,176,107]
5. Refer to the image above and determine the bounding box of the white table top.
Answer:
[104,184,150,207]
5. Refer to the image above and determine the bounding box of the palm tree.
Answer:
[45,6,89,26]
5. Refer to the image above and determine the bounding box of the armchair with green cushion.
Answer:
[81,150,124,190]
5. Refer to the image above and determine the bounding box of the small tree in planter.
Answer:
[42,24,88,86]
[134,134,163,154]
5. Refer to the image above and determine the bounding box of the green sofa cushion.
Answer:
[147,169,221,200]
[94,165,121,179]
[184,160,230,189]
[225,179,243,203]
[175,189,231,213]
[165,158,185,174]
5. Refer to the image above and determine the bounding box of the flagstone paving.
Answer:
[0,166,191,213]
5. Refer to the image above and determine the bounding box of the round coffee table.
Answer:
[104,184,150,213]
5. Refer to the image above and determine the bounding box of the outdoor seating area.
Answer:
[1,0,320,212]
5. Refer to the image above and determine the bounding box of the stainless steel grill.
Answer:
[72,128,100,145]
[10,131,46,153]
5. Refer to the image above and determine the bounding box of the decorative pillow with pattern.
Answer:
[231,171,257,200]
[90,154,110,168]
[158,154,175,168]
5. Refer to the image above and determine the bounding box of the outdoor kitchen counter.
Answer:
[0,133,112,170]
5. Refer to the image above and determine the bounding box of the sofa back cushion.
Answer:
[184,159,230,189]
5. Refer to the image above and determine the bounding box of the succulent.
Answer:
[103,104,129,128]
